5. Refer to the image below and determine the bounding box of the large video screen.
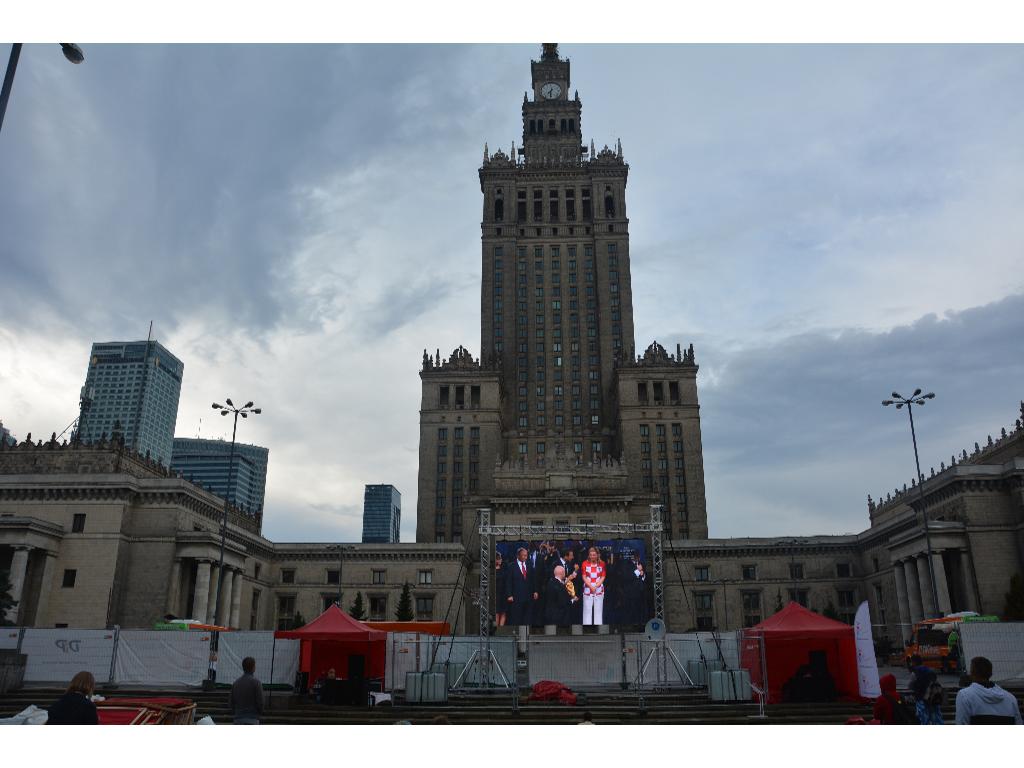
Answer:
[493,539,652,627]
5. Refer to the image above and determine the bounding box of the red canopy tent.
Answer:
[275,604,387,682]
[740,602,859,704]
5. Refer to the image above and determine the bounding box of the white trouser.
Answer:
[582,593,604,625]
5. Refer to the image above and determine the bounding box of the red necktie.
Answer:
[520,563,526,579]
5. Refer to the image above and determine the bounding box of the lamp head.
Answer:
[924,392,935,399]
[253,408,262,415]
[912,388,922,397]
[60,43,85,64]
[212,403,222,410]
[221,410,229,416]
[882,400,893,407]
[225,398,234,407]
[244,401,253,409]
[895,403,904,409]
[891,392,902,400]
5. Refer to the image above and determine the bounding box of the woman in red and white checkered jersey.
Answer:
[581,546,606,625]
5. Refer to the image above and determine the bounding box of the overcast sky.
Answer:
[1,44,1022,544]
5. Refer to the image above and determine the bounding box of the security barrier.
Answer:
[114,630,212,687]
[217,632,300,687]
[960,621,1024,682]
[385,634,515,690]
[22,628,117,683]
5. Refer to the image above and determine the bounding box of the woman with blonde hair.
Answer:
[47,671,99,724]
[581,546,607,625]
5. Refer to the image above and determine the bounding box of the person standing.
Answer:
[544,565,577,626]
[908,654,944,725]
[46,671,99,725]
[494,551,509,627]
[229,656,265,724]
[581,546,607,626]
[506,547,538,625]
[955,656,1023,724]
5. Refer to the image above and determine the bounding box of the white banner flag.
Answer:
[854,600,881,698]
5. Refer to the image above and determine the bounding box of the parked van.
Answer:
[904,612,999,672]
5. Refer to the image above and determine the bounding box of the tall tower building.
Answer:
[171,437,269,516]
[416,45,707,543]
[75,340,183,465]
[362,484,402,543]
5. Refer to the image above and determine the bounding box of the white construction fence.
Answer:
[5,628,299,688]
[960,621,1024,683]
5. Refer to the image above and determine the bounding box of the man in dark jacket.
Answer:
[544,566,577,626]
[506,547,538,625]
[229,656,264,724]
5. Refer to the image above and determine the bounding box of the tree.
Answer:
[291,611,306,630]
[349,592,366,620]
[1004,573,1024,621]
[395,582,414,621]
[0,570,15,626]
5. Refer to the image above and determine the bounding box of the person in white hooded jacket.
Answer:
[955,656,1023,725]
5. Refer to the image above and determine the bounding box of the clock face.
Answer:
[541,82,562,100]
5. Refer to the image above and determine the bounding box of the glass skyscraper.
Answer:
[171,437,269,516]
[76,340,183,465]
[362,484,401,543]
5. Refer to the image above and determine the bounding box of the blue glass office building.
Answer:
[76,340,183,465]
[362,484,401,543]
[171,438,269,515]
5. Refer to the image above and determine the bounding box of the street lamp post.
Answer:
[882,389,941,618]
[204,398,260,689]
[332,545,349,608]
[1,44,85,135]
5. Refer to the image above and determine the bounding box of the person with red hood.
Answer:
[873,673,915,724]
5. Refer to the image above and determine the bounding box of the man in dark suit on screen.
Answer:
[544,565,577,626]
[506,546,538,625]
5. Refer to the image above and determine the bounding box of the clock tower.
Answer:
[416,44,709,546]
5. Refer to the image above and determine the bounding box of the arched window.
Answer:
[604,186,615,218]
[494,189,504,221]
[548,119,556,132]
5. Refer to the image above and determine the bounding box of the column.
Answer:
[192,560,211,623]
[892,561,912,644]
[166,559,183,616]
[915,554,937,618]
[931,551,952,616]
[31,552,58,627]
[959,549,979,612]
[904,558,924,624]
[4,546,32,624]
[229,570,244,629]
[218,568,234,627]
[207,566,222,624]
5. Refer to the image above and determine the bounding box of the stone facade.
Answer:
[0,439,465,630]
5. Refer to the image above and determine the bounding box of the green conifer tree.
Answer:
[395,582,414,621]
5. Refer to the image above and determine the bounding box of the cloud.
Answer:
[0,44,1021,544]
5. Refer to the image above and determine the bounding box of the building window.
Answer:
[742,564,757,581]
[694,592,714,630]
[372,570,386,585]
[837,589,856,608]
[369,596,388,620]
[326,569,340,585]
[438,428,447,441]
[62,569,77,588]
[788,589,809,607]
[322,594,338,613]
[276,595,296,629]
[695,565,710,582]
[789,563,804,580]
[415,596,435,620]
[836,563,851,578]
[71,513,86,533]
[281,569,295,584]
[742,592,762,627]
[418,570,433,585]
